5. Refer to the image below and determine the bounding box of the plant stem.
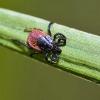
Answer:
[0,8,100,83]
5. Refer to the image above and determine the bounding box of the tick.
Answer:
[24,23,66,63]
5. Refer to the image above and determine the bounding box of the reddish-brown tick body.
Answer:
[27,29,47,52]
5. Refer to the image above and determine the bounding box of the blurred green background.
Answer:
[0,0,100,100]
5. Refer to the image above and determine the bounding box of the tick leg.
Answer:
[50,54,59,63]
[24,28,34,32]
[44,52,49,62]
[29,52,37,57]
[53,33,66,46]
[12,39,39,57]
[44,52,59,64]
[11,39,28,50]
[48,22,54,36]
[29,51,39,57]
[28,47,39,57]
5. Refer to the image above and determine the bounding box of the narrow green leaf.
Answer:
[0,8,100,83]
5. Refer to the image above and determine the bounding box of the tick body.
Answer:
[25,24,66,63]
[27,29,46,52]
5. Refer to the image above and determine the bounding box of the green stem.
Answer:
[0,8,100,83]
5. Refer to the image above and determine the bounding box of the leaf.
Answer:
[0,8,100,83]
